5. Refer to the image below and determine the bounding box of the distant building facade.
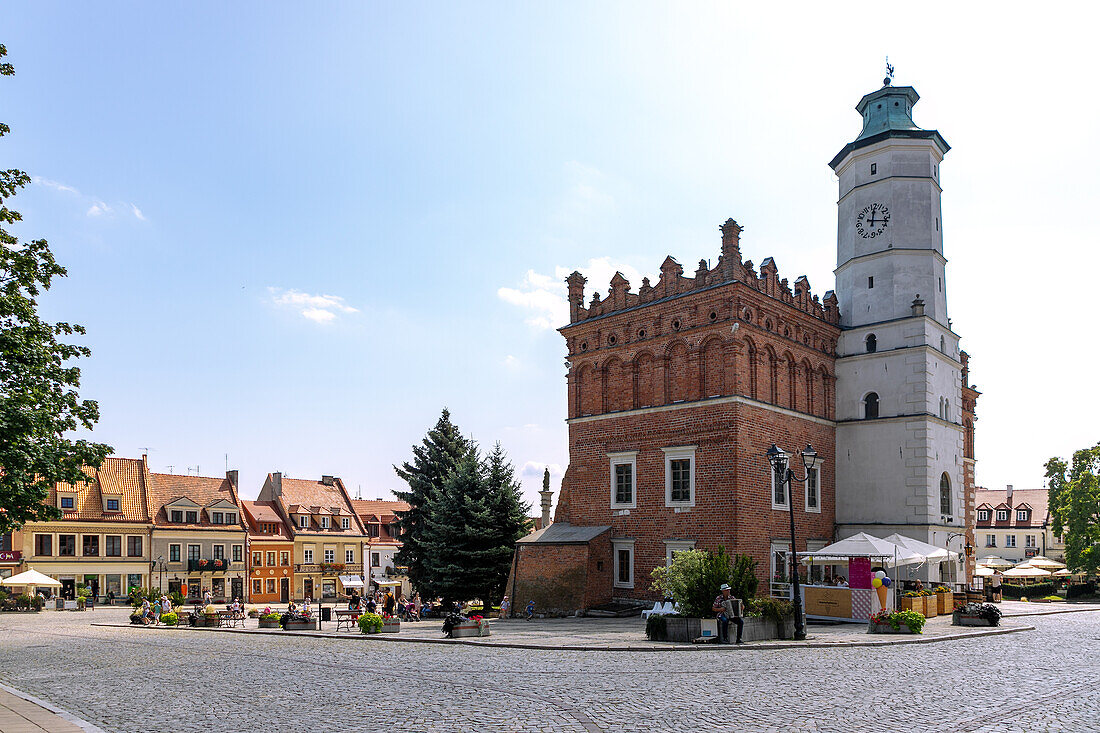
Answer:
[975,485,1063,564]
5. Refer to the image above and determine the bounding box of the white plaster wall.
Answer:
[836,251,948,327]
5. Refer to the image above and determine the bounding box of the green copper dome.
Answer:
[829,82,949,171]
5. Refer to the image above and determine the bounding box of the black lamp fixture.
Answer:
[766,443,820,642]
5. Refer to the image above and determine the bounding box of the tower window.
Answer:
[868,276,874,289]
[936,217,939,231]
[870,163,877,175]
[863,392,879,419]
[865,334,877,353]
[940,473,951,516]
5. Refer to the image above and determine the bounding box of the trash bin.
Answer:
[320,606,331,622]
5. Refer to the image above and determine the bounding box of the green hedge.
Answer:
[1001,582,1055,599]
[1067,582,1096,599]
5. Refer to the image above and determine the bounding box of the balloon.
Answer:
[882,577,892,587]
[874,570,886,580]
[872,578,882,588]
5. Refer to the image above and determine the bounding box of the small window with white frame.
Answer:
[303,548,314,564]
[341,517,350,530]
[664,540,695,566]
[320,516,330,529]
[608,452,637,509]
[996,510,1008,521]
[985,534,996,547]
[771,454,789,510]
[663,446,696,507]
[1005,535,1016,548]
[612,540,635,588]
[1016,509,1029,522]
[804,465,820,512]
[977,509,989,522]
[345,548,354,563]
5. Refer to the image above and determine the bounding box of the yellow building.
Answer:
[257,473,367,601]
[20,457,154,601]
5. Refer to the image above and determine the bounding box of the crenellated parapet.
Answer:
[564,218,839,327]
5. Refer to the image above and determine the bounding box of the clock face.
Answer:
[855,203,890,239]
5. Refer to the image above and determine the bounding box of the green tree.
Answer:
[0,44,110,534]
[392,408,474,596]
[1046,442,1100,574]
[650,546,736,617]
[480,442,532,604]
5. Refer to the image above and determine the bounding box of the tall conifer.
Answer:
[393,408,473,595]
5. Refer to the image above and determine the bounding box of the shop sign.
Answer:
[0,551,22,563]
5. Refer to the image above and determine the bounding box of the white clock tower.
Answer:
[831,76,966,580]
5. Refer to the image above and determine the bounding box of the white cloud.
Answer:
[498,257,647,330]
[33,177,79,195]
[521,461,564,480]
[503,354,520,369]
[32,177,146,221]
[131,204,147,221]
[268,287,358,324]
[86,200,113,217]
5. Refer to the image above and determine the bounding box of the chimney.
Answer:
[322,475,334,486]
[720,218,742,274]
[1006,484,1013,505]
[566,271,587,323]
[226,469,238,489]
[271,472,283,497]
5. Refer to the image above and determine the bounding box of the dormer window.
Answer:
[212,511,224,524]
[170,510,183,523]
[225,512,236,524]
[298,515,309,529]
[997,510,1008,521]
[60,496,75,510]
[186,510,198,523]
[320,516,330,529]
[341,517,350,530]
[105,498,121,512]
[978,509,989,521]
[1016,509,1029,522]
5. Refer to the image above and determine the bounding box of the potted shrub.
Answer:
[358,612,383,634]
[645,614,669,641]
[450,615,491,638]
[381,615,401,633]
[259,611,282,629]
[202,603,220,627]
[952,602,1001,627]
[868,609,926,634]
[934,586,952,615]
[650,547,758,642]
[161,612,178,626]
[919,590,937,618]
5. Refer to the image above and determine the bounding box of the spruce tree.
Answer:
[482,442,532,605]
[392,408,473,596]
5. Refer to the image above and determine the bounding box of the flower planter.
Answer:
[663,617,701,642]
[450,621,490,638]
[899,597,921,613]
[923,597,938,618]
[952,615,994,627]
[867,622,918,634]
[659,617,792,643]
[381,618,401,633]
[284,620,317,631]
[937,592,952,615]
[258,619,281,629]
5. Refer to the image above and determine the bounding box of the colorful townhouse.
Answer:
[257,473,367,601]
[148,471,247,603]
[241,499,295,604]
[20,456,154,600]
[353,499,410,592]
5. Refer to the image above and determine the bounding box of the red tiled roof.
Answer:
[148,473,243,528]
[48,456,152,522]
[270,476,365,535]
[241,500,292,539]
[974,488,1049,529]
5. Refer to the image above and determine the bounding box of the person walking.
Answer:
[525,600,535,620]
[713,584,744,644]
[499,595,510,619]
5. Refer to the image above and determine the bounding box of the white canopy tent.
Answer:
[1025,555,1066,570]
[973,565,994,577]
[0,568,61,588]
[883,534,959,562]
[1003,566,1051,578]
[798,532,924,567]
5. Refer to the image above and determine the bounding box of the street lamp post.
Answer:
[766,443,821,642]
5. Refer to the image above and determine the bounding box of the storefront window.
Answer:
[322,579,336,599]
[212,578,224,598]
[167,580,181,596]
[106,575,122,598]
[127,574,142,593]
[188,580,201,598]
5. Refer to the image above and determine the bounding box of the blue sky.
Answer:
[5,3,1098,508]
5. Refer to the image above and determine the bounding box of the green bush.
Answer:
[358,612,383,633]
[651,547,741,618]
[729,554,759,602]
[644,614,668,641]
[168,590,186,609]
[260,612,281,621]
[161,612,178,626]
[1067,582,1096,599]
[1002,582,1055,599]
[872,609,925,633]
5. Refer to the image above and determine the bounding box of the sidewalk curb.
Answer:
[89,620,1035,651]
[0,681,108,732]
[1001,606,1100,618]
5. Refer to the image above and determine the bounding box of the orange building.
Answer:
[241,500,294,604]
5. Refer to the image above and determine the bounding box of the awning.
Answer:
[338,575,364,588]
[797,532,923,566]
[0,568,62,587]
[882,534,959,562]
[372,578,402,587]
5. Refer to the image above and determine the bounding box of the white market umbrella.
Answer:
[1025,555,1066,570]
[1052,569,1073,577]
[1002,566,1051,578]
[977,556,1013,568]
[973,565,994,577]
[0,568,61,587]
[798,532,923,567]
[883,534,959,562]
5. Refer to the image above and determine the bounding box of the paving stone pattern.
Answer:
[1,606,1097,732]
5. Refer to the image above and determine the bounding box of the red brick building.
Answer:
[511,221,843,613]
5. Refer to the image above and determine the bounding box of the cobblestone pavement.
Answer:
[1,606,1097,732]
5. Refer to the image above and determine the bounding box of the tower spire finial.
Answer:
[884,56,895,87]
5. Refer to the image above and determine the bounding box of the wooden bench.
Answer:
[334,610,360,632]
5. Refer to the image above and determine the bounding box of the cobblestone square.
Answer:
[0,605,1097,732]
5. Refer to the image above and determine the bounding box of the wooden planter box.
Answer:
[899,597,922,613]
[451,621,490,638]
[867,622,918,634]
[923,597,938,618]
[258,619,281,629]
[381,619,401,633]
[937,592,952,615]
[284,620,317,631]
[952,615,995,627]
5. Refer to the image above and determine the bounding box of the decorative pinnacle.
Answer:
[884,56,895,87]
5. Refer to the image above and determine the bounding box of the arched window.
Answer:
[943,397,950,421]
[939,335,946,352]
[865,334,877,353]
[939,473,951,516]
[863,392,879,419]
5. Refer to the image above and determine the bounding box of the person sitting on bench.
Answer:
[713,584,744,644]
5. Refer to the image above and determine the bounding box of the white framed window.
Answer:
[985,535,996,547]
[1005,535,1016,548]
[1025,535,1036,548]
[664,540,695,566]
[212,511,223,524]
[996,510,1008,521]
[252,578,262,595]
[323,549,335,563]
[612,539,635,589]
[345,549,354,563]
[298,515,309,528]
[804,466,820,513]
[212,544,224,560]
[1016,509,1029,522]
[977,510,989,521]
[341,517,350,530]
[770,540,791,585]
[303,548,314,564]
[771,453,790,510]
[608,451,637,509]
[321,516,330,529]
[663,446,696,507]
[253,551,263,567]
